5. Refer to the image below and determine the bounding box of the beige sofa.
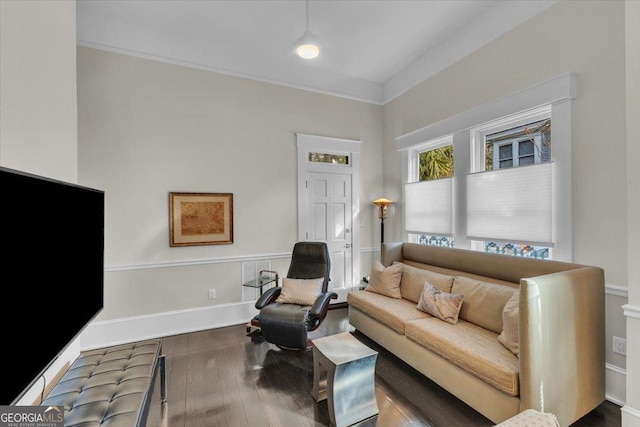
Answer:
[347,242,605,426]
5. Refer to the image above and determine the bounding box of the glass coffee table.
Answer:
[311,332,379,427]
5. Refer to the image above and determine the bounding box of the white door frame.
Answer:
[296,133,361,292]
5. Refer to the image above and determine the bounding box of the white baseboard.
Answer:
[622,405,640,427]
[606,363,627,406]
[81,293,353,351]
[81,299,631,412]
[81,301,260,350]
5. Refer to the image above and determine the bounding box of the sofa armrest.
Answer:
[518,266,605,427]
[382,242,404,267]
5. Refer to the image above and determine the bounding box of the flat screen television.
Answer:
[0,166,104,405]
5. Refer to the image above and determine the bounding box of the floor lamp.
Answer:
[372,198,393,246]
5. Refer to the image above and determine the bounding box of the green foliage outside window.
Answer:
[309,152,349,164]
[419,145,454,181]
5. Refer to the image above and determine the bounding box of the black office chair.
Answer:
[252,241,337,350]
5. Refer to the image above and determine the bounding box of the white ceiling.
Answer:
[77,0,557,104]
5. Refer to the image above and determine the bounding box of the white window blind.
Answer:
[466,162,554,246]
[404,178,453,235]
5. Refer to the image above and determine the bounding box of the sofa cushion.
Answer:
[365,259,403,299]
[347,290,430,334]
[416,282,464,325]
[394,262,455,303]
[405,317,519,396]
[498,291,520,357]
[451,276,517,334]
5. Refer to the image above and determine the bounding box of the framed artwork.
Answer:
[169,192,233,246]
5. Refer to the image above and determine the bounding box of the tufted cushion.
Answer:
[276,277,324,306]
[41,339,162,427]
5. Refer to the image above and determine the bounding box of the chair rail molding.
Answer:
[623,304,640,319]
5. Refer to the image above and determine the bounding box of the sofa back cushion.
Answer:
[402,260,518,289]
[451,276,517,333]
[395,262,455,303]
[397,242,585,284]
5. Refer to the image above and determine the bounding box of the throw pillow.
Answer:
[498,290,520,357]
[275,277,324,306]
[416,281,464,325]
[365,259,403,299]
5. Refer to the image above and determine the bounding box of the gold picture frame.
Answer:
[169,192,233,246]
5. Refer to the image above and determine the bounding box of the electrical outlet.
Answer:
[208,288,216,300]
[613,336,626,356]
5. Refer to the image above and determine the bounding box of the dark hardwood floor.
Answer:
[146,306,621,427]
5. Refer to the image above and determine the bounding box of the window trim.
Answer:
[471,105,551,173]
[308,151,350,166]
[397,73,575,261]
[408,134,454,183]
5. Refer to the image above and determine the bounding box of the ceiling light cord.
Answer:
[306,0,309,32]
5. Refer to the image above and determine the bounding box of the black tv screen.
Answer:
[1,166,104,405]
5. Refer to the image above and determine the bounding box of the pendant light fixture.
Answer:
[295,0,319,59]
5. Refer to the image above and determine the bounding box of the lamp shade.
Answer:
[373,197,393,221]
[372,197,393,207]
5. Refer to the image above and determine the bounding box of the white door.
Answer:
[304,172,352,290]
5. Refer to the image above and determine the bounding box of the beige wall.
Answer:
[383,0,628,393]
[0,0,78,182]
[0,0,80,405]
[77,47,383,320]
[2,0,635,412]
[624,1,640,424]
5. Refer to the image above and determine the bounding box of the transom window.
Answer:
[308,152,349,165]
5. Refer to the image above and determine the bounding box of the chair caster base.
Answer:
[247,327,264,341]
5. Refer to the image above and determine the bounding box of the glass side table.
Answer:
[242,270,279,296]
[244,270,279,338]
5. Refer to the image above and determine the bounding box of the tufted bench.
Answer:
[41,338,166,427]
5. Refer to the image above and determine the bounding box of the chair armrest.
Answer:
[255,287,281,309]
[309,291,338,319]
